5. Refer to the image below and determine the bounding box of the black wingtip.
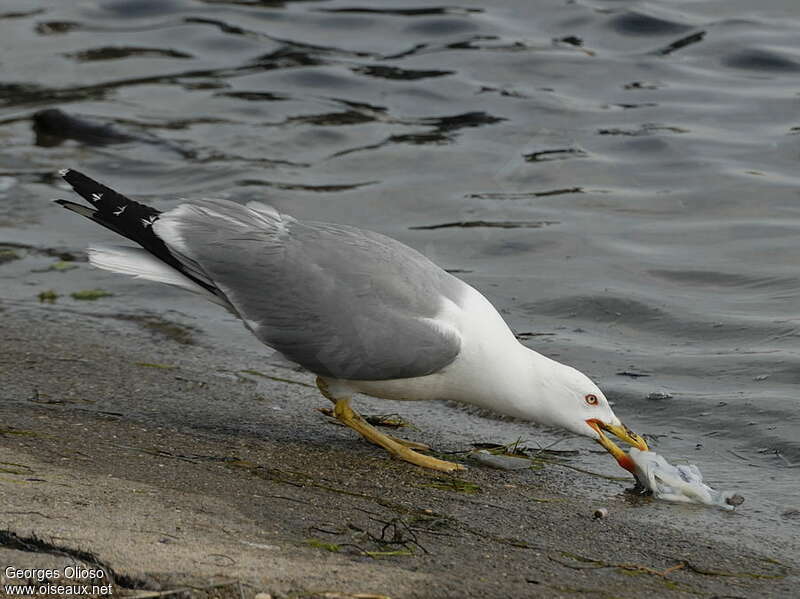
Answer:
[59,168,119,208]
[57,169,219,296]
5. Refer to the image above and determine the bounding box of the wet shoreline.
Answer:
[0,307,795,598]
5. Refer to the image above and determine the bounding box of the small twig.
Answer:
[309,525,345,536]
[367,517,428,554]
[531,437,568,455]
[661,563,686,576]
[550,551,685,577]
[261,493,314,506]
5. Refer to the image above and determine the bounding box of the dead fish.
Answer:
[33,108,138,146]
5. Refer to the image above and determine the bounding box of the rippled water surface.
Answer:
[1,0,799,549]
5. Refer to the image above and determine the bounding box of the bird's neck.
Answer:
[457,339,564,422]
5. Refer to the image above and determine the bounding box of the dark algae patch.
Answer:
[0,248,21,264]
[70,289,114,300]
[112,314,198,345]
[37,290,59,303]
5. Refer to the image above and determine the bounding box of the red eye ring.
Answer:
[585,394,599,406]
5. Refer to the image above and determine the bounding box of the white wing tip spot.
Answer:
[58,168,70,177]
[92,193,103,201]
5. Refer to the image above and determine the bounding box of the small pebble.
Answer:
[593,508,608,519]
[255,593,272,599]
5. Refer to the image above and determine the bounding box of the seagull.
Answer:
[56,169,648,473]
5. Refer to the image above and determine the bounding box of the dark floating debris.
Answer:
[617,371,651,378]
[624,81,662,90]
[318,7,482,16]
[65,46,193,62]
[288,110,376,126]
[32,109,201,158]
[388,132,448,145]
[352,65,454,80]
[467,188,583,199]
[477,85,528,98]
[32,108,136,146]
[410,220,558,230]
[216,91,290,102]
[610,102,658,109]
[235,179,377,192]
[35,21,81,35]
[597,123,688,136]
[0,9,44,19]
[556,35,583,47]
[183,16,246,36]
[524,148,587,162]
[515,332,556,340]
[652,30,706,56]
[418,111,506,131]
[647,392,673,401]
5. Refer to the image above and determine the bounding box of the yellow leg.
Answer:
[317,378,464,472]
[317,407,430,450]
[385,434,430,451]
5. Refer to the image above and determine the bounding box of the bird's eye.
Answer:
[585,394,599,406]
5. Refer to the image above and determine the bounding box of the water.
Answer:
[1,0,798,553]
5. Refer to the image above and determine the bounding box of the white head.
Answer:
[526,360,649,473]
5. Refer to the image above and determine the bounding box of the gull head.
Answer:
[536,363,649,473]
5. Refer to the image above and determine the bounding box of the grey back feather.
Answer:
[158,200,464,380]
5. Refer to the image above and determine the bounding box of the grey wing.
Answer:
[153,200,464,380]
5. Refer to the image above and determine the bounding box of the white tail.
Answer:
[87,245,228,306]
